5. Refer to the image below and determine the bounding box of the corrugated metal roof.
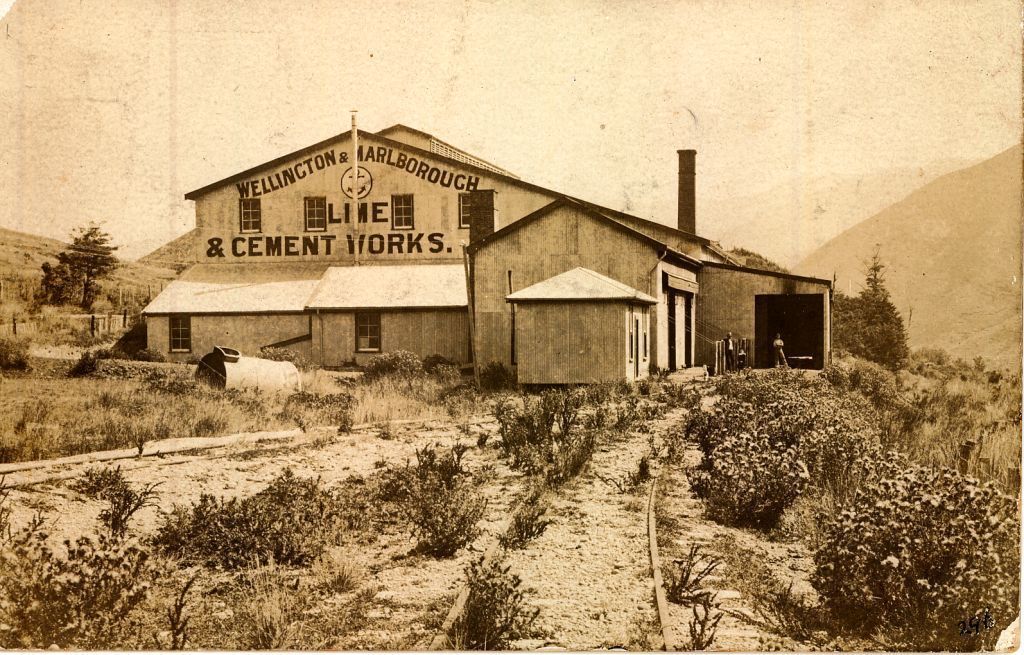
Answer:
[507,267,656,304]
[142,267,324,314]
[306,264,468,309]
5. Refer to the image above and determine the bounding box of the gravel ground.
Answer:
[502,412,682,650]
[3,417,529,650]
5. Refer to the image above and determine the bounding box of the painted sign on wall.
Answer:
[234,145,481,198]
[205,232,452,258]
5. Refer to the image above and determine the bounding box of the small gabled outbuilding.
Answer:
[506,267,657,384]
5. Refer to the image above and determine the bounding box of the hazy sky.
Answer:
[1,0,1020,259]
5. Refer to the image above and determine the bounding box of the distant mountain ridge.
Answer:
[796,145,1022,369]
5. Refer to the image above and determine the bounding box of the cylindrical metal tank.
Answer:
[195,345,302,392]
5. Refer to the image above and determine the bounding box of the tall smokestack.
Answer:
[677,149,696,234]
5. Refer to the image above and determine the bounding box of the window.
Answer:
[169,315,191,352]
[304,197,327,231]
[239,198,261,233]
[355,312,381,352]
[391,194,414,230]
[458,193,473,229]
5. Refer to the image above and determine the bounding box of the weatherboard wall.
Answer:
[471,204,661,370]
[146,313,311,363]
[515,302,649,384]
[312,309,469,368]
[695,266,830,369]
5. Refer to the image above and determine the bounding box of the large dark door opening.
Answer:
[754,294,824,369]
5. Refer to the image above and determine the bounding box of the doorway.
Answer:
[753,294,825,368]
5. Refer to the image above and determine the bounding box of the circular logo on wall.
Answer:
[341,166,372,199]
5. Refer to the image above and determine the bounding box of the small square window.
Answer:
[458,193,473,229]
[239,199,261,233]
[391,194,414,230]
[169,315,191,353]
[355,312,381,352]
[304,197,327,231]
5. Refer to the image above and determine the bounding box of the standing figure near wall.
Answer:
[773,333,787,368]
[723,331,735,372]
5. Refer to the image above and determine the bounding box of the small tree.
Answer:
[39,225,119,310]
[833,251,910,370]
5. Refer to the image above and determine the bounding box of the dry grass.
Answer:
[0,364,491,464]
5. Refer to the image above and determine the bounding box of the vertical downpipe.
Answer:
[351,110,359,266]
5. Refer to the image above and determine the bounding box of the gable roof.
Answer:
[376,124,519,178]
[306,264,467,309]
[507,267,656,304]
[468,197,702,269]
[181,123,733,263]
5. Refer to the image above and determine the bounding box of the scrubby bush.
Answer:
[812,462,1020,650]
[153,469,340,568]
[71,466,128,499]
[447,556,539,649]
[433,363,462,385]
[397,444,486,557]
[258,346,310,369]
[423,353,455,374]
[132,347,165,363]
[480,361,516,391]
[500,486,551,550]
[0,337,29,371]
[69,348,105,377]
[492,390,597,483]
[363,350,423,379]
[0,530,156,649]
[281,391,355,433]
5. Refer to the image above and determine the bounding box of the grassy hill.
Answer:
[0,227,180,313]
[795,145,1022,370]
[137,228,199,271]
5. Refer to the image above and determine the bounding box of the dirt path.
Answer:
[501,413,683,650]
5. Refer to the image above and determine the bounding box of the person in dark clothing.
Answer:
[773,333,787,367]
[723,332,735,372]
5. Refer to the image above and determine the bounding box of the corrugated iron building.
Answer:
[143,123,831,382]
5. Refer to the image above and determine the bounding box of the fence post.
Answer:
[123,309,128,328]
[90,314,95,336]
[957,439,976,474]
[12,316,16,336]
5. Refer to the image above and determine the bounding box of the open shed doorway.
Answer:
[754,294,824,369]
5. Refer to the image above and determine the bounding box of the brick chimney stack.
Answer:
[677,149,696,234]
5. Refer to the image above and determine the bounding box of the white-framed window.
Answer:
[355,312,381,352]
[169,315,191,353]
[304,196,327,232]
[391,194,414,230]
[458,193,473,229]
[239,198,261,233]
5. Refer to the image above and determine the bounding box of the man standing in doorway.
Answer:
[724,331,735,372]
[773,333,787,368]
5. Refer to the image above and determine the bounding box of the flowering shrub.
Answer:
[0,530,156,648]
[689,430,808,529]
[812,462,1020,650]
[363,350,423,379]
[686,369,880,519]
